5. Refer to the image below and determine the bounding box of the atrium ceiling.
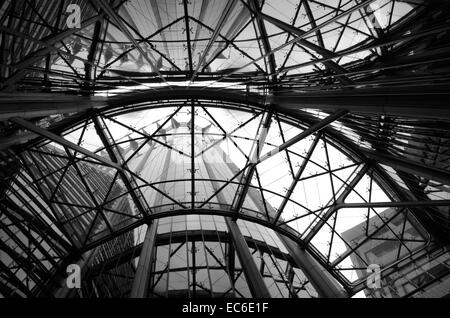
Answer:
[0,0,450,298]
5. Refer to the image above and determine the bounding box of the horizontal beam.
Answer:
[396,0,447,4]
[337,200,450,209]
[363,150,450,186]
[0,94,107,120]
[106,87,450,120]
[271,87,450,119]
[107,87,266,108]
[86,229,291,277]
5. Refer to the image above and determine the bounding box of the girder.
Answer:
[1,0,449,299]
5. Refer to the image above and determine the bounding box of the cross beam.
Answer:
[303,164,370,244]
[363,150,450,186]
[10,117,122,171]
[91,0,169,86]
[336,200,450,209]
[273,133,321,224]
[190,0,238,81]
[259,12,353,85]
[204,0,377,86]
[257,109,349,163]
[0,13,104,92]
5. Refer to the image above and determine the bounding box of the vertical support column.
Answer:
[225,218,271,298]
[130,220,159,298]
[202,143,270,297]
[279,235,348,298]
[227,242,236,295]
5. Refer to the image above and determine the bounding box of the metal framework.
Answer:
[1,0,450,299]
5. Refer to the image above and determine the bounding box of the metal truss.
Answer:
[2,97,448,297]
[1,0,450,299]
[81,229,316,298]
[1,0,441,92]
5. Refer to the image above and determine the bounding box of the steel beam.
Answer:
[0,261,34,298]
[271,21,450,78]
[205,0,377,85]
[103,86,450,120]
[225,218,271,298]
[91,0,170,86]
[396,0,446,4]
[303,164,370,244]
[0,14,104,92]
[0,23,160,92]
[92,116,150,218]
[232,109,273,214]
[259,12,352,85]
[190,0,237,81]
[130,220,159,298]
[0,208,59,270]
[257,109,349,163]
[274,133,321,224]
[1,199,74,254]
[182,0,193,73]
[363,150,450,186]
[87,229,290,282]
[336,200,450,209]
[107,87,265,108]
[249,0,277,79]
[9,117,122,170]
[0,94,106,121]
[271,88,450,119]
[91,0,155,68]
[83,20,103,93]
[278,235,348,298]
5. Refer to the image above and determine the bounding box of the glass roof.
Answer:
[4,101,431,291]
[0,0,419,93]
[1,0,449,299]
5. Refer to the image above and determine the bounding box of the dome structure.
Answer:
[0,0,449,299]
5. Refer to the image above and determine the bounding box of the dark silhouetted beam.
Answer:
[271,87,450,119]
[9,117,122,170]
[259,12,352,85]
[0,94,106,121]
[258,109,348,162]
[279,235,348,298]
[363,150,450,186]
[225,218,271,298]
[0,14,104,92]
[130,220,158,298]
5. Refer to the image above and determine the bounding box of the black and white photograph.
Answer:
[0,0,449,307]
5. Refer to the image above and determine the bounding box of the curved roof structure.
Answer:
[0,0,449,299]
